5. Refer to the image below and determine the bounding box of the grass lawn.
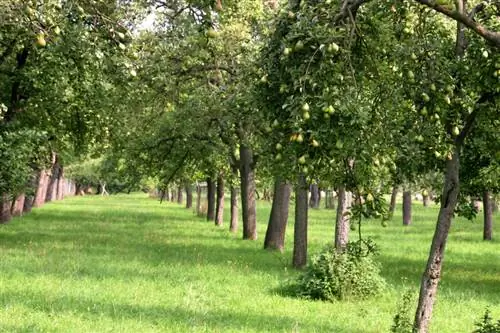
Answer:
[0,193,498,332]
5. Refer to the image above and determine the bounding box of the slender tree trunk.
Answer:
[389,186,398,218]
[11,194,25,217]
[23,194,34,213]
[293,173,308,268]
[34,170,50,207]
[215,175,225,226]
[170,189,175,202]
[177,185,183,204]
[230,185,239,233]
[335,186,352,251]
[56,167,65,200]
[264,178,292,252]
[309,183,320,208]
[45,155,60,203]
[196,184,202,216]
[185,184,193,209]
[239,145,257,240]
[1,194,12,224]
[414,148,461,332]
[403,190,412,226]
[206,177,216,221]
[423,194,430,207]
[483,190,493,241]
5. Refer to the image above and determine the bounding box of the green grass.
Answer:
[0,193,498,332]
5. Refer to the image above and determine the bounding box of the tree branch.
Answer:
[413,0,500,48]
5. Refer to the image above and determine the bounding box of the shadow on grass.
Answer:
[0,289,353,332]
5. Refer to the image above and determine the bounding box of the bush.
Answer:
[390,288,415,333]
[474,309,500,333]
[287,240,386,301]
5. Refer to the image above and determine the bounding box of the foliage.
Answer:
[286,240,386,301]
[474,309,500,333]
[0,129,49,197]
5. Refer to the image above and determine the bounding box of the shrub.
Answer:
[287,240,386,301]
[474,309,500,333]
[390,288,415,333]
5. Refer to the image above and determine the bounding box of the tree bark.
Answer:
[335,185,352,251]
[215,175,225,226]
[1,194,12,224]
[34,170,50,207]
[264,178,292,252]
[56,167,65,200]
[293,173,308,268]
[309,183,320,208]
[185,184,193,209]
[230,185,239,233]
[403,190,412,226]
[414,148,461,332]
[23,194,34,213]
[45,155,60,203]
[11,194,25,217]
[483,190,493,241]
[177,185,183,204]
[206,177,216,221]
[389,186,398,218]
[423,194,430,207]
[239,145,257,240]
[196,184,202,216]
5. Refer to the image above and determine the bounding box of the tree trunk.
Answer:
[170,189,175,202]
[177,185,183,204]
[45,156,60,203]
[215,175,225,226]
[11,194,25,217]
[1,194,12,224]
[239,145,257,240]
[56,168,65,200]
[423,194,430,207]
[483,190,493,241]
[335,185,352,251]
[293,173,308,268]
[206,177,216,221]
[185,184,193,209]
[196,184,202,216]
[264,178,292,252]
[414,148,461,332]
[309,183,320,209]
[403,190,412,226]
[23,194,34,213]
[230,185,238,233]
[389,186,398,218]
[34,170,50,207]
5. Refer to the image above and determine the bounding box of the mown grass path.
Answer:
[0,194,498,332]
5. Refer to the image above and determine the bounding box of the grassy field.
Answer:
[0,193,498,332]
